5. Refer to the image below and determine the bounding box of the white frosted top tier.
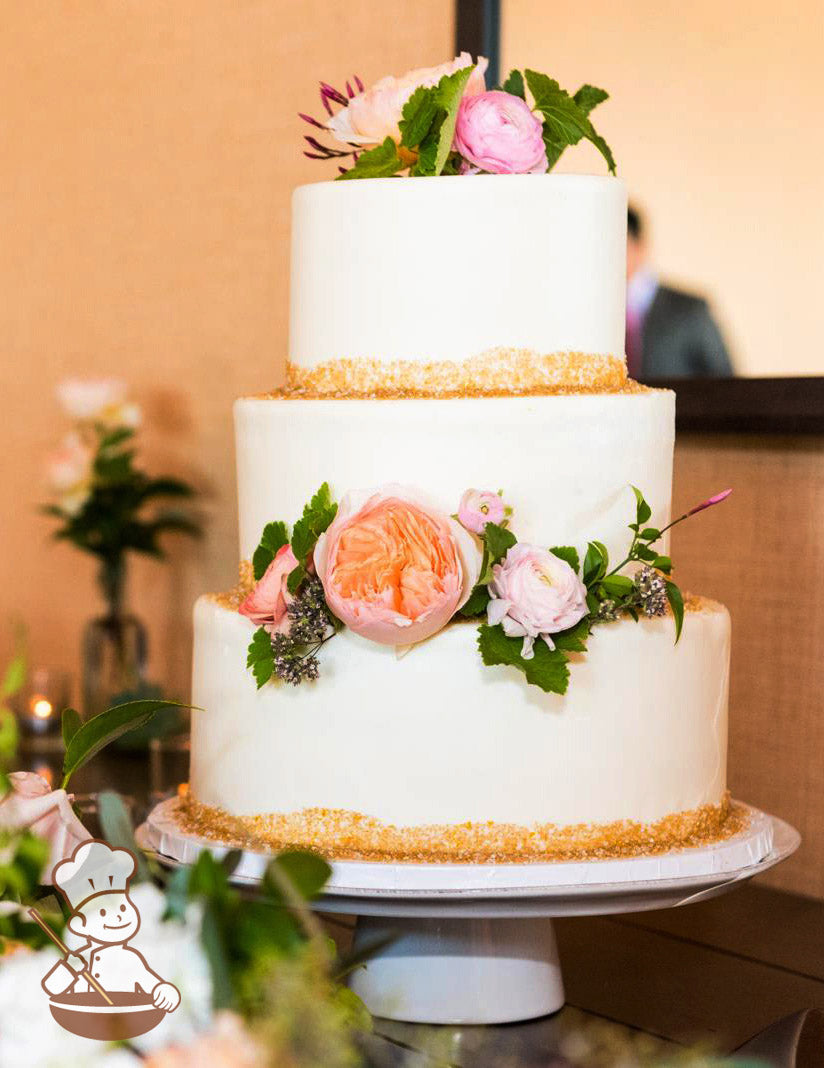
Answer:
[289,174,627,367]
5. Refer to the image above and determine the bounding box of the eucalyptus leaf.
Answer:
[98,790,150,882]
[62,700,195,788]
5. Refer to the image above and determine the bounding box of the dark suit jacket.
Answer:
[641,285,733,379]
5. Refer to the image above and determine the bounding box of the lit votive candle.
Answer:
[15,669,70,736]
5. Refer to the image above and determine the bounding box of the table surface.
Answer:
[23,738,824,1065]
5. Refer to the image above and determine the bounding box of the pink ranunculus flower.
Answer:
[238,543,299,635]
[454,90,547,175]
[487,543,588,659]
[457,488,507,535]
[314,485,482,646]
[326,53,488,147]
[0,772,91,884]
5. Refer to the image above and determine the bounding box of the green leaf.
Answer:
[62,699,194,788]
[264,850,331,902]
[399,85,439,148]
[201,902,234,1009]
[484,523,517,566]
[98,790,150,882]
[459,584,491,618]
[600,574,635,597]
[433,65,475,175]
[290,483,338,568]
[631,485,653,525]
[635,543,658,563]
[99,426,136,450]
[652,555,672,574]
[336,137,404,180]
[573,84,609,115]
[138,477,195,502]
[525,70,616,175]
[0,651,25,701]
[0,708,18,766]
[478,624,570,695]
[61,707,82,749]
[501,69,525,99]
[666,581,685,643]
[639,527,661,542]
[286,562,307,596]
[586,590,600,615]
[551,616,591,653]
[550,546,580,573]
[252,520,290,582]
[246,627,275,689]
[583,541,609,585]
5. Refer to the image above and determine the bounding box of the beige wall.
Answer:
[0,2,453,697]
[502,0,824,377]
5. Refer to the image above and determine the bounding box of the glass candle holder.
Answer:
[14,667,71,736]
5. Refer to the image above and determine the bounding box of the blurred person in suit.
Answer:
[626,205,734,379]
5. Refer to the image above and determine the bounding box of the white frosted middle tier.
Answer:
[235,391,675,565]
[289,174,627,366]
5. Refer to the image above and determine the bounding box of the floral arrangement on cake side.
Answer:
[243,484,730,696]
[300,54,616,179]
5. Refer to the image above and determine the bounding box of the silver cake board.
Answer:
[136,799,799,1025]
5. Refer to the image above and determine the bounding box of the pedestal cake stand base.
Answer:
[137,800,799,1025]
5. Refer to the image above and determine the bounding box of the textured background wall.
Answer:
[502,0,823,377]
[0,1,452,698]
[672,432,824,896]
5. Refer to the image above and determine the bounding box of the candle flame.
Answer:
[31,696,54,720]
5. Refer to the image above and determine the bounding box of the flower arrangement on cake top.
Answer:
[243,483,730,696]
[301,54,616,179]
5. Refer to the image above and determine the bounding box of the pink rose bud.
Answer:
[454,91,548,175]
[314,485,482,646]
[687,488,732,516]
[239,543,299,635]
[487,544,588,659]
[457,489,507,534]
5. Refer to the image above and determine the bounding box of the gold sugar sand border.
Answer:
[252,349,652,401]
[175,792,743,864]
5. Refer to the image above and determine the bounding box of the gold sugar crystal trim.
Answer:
[175,792,743,864]
[254,348,650,401]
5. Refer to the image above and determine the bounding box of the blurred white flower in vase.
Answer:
[45,431,94,516]
[57,378,142,429]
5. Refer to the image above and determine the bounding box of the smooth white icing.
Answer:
[289,175,627,366]
[235,391,675,567]
[190,598,729,827]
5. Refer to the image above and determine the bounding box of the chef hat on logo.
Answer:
[53,839,136,912]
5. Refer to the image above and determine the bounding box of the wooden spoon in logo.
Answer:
[28,907,114,1006]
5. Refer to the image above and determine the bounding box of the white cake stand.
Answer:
[137,799,799,1025]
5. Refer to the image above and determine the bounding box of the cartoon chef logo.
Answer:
[41,839,180,1038]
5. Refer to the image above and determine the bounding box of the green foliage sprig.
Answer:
[469,486,731,695]
[246,485,339,689]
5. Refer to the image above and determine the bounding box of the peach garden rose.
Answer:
[314,485,482,646]
[325,53,488,147]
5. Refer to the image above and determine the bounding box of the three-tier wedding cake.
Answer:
[182,58,737,862]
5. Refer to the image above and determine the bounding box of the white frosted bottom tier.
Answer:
[234,390,675,566]
[190,597,729,829]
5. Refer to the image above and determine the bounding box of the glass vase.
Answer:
[81,560,148,720]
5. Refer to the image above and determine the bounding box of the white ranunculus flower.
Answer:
[57,379,127,421]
